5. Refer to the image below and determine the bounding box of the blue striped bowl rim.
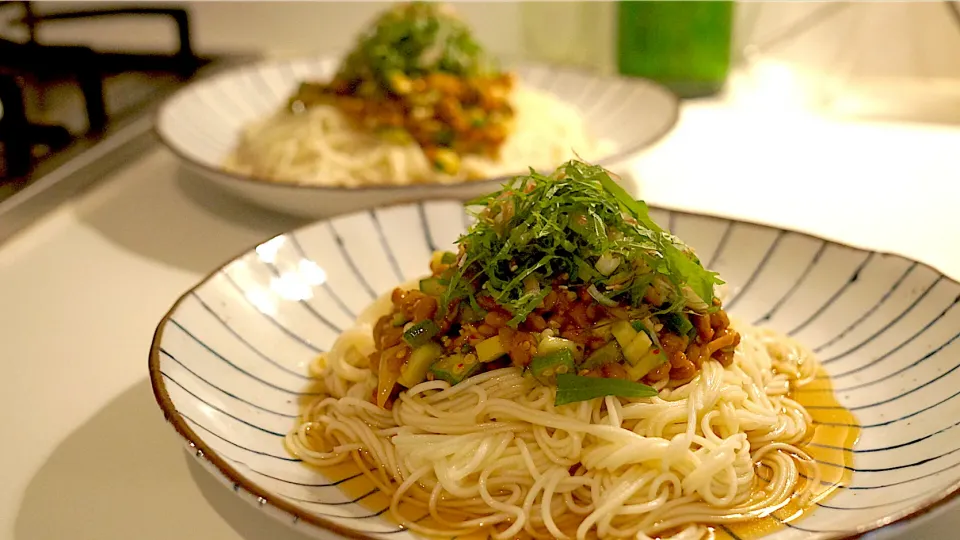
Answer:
[149,201,960,540]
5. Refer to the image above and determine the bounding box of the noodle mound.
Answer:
[223,2,612,187]
[287,313,820,540]
[284,160,826,539]
[224,87,611,187]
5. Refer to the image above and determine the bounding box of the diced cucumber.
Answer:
[530,349,575,385]
[476,335,507,363]
[460,306,485,323]
[632,319,663,348]
[581,340,623,370]
[419,277,446,297]
[391,312,410,327]
[623,331,653,366]
[625,349,668,382]
[440,251,457,264]
[378,127,412,144]
[398,342,442,388]
[611,320,638,349]
[434,127,455,146]
[430,353,481,385]
[631,319,654,336]
[403,320,439,348]
[386,71,412,94]
[432,148,460,174]
[538,336,577,357]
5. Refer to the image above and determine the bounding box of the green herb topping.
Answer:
[441,160,724,326]
[554,374,659,406]
[337,2,500,91]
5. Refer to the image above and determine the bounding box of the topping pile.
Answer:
[288,2,513,175]
[368,160,739,409]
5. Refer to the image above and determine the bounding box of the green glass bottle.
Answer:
[617,1,734,98]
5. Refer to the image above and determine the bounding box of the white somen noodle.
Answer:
[224,87,614,188]
[285,286,821,540]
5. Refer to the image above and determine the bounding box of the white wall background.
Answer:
[5,0,960,115]
[1,2,522,58]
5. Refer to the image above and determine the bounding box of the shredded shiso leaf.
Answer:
[440,160,724,326]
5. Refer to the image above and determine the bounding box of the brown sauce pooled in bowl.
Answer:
[293,368,858,540]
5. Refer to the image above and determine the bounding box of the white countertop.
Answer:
[3,101,960,540]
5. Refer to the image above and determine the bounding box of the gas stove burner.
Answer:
[0,1,207,181]
[0,74,73,178]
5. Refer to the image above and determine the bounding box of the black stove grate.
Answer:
[0,1,208,180]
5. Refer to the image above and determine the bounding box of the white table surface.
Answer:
[3,101,960,540]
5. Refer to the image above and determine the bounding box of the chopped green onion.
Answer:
[595,252,621,276]
[419,277,447,296]
[587,284,617,308]
[530,349,576,385]
[403,320,439,348]
[554,373,658,406]
[523,276,541,296]
[664,313,694,336]
[431,353,481,385]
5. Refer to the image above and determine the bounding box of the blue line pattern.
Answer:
[753,240,827,324]
[153,201,960,539]
[288,232,358,319]
[787,252,875,336]
[812,262,918,353]
[820,275,946,365]
[723,230,786,311]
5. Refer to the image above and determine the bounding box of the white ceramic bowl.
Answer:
[150,201,960,540]
[155,57,678,218]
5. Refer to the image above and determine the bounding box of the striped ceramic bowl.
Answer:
[154,56,678,219]
[150,201,960,540]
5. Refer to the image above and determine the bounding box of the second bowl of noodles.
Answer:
[155,2,678,218]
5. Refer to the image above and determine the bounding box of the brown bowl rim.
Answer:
[149,201,960,540]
